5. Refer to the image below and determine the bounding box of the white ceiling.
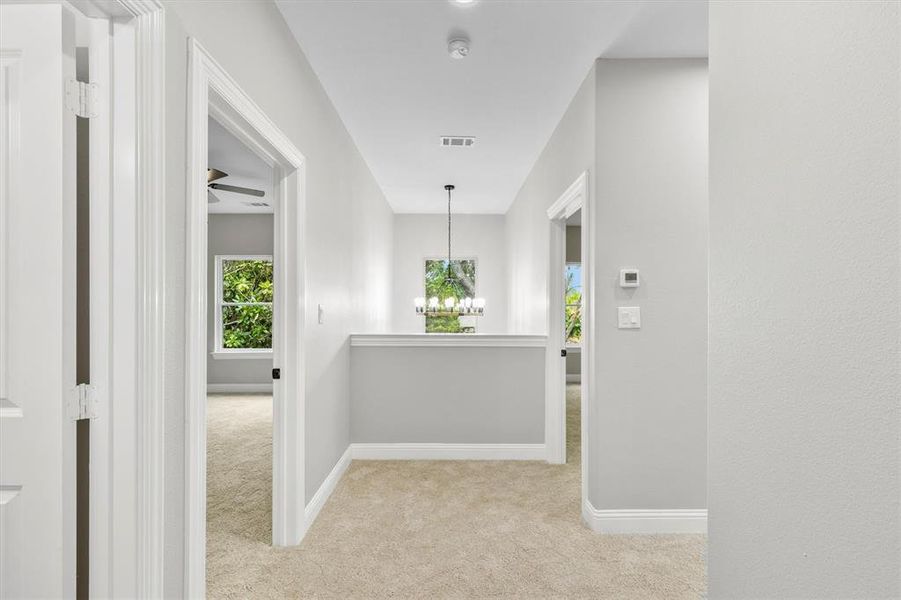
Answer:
[276,0,707,214]
[208,117,274,214]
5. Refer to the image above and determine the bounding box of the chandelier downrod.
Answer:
[445,184,454,279]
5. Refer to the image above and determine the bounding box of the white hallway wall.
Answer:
[162,1,393,594]
[392,214,507,334]
[709,2,900,597]
[506,59,708,513]
[506,67,596,335]
[592,59,708,511]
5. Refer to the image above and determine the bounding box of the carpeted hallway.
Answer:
[206,385,706,599]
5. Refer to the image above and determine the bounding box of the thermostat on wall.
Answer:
[620,269,640,288]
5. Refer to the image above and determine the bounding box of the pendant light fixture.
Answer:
[414,185,485,317]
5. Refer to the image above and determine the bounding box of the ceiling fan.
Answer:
[207,168,265,203]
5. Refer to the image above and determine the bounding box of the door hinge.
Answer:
[66,79,98,119]
[68,383,97,421]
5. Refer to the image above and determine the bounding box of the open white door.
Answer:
[0,4,78,597]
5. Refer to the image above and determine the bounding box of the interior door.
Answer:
[0,4,78,597]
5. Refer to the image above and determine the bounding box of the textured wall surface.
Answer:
[708,2,900,597]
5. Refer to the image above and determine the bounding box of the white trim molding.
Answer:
[350,443,547,461]
[185,38,307,600]
[566,374,582,383]
[350,334,547,348]
[546,171,588,220]
[582,500,707,534]
[115,2,167,598]
[304,446,352,531]
[207,383,273,394]
[210,350,273,360]
[546,171,590,473]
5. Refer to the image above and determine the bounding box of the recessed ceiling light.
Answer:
[451,0,475,4]
[448,38,470,60]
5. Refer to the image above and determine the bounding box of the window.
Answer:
[565,263,582,346]
[215,255,273,353]
[424,258,476,333]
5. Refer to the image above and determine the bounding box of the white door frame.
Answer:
[185,38,307,599]
[61,1,167,597]
[545,172,592,511]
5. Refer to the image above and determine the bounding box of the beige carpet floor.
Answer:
[206,386,706,599]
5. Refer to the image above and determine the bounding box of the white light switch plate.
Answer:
[318,304,325,324]
[618,306,640,329]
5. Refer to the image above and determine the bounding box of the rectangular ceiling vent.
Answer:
[440,135,476,148]
[245,201,270,207]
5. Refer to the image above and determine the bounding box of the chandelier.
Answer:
[414,184,485,317]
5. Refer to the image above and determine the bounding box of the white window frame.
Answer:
[212,254,273,358]
[565,261,583,348]
[422,256,478,334]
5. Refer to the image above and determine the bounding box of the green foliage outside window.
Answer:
[220,258,273,349]
[425,259,476,333]
[565,264,582,345]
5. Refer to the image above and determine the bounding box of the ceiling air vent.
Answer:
[245,201,270,208]
[440,136,475,148]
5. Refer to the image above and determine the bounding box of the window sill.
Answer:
[211,350,273,360]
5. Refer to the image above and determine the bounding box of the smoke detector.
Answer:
[448,38,470,60]
[440,136,476,148]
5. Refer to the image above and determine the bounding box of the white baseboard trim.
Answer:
[206,383,273,394]
[304,446,352,527]
[566,374,581,383]
[350,442,547,461]
[582,499,707,534]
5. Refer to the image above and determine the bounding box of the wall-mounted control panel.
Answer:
[620,269,639,288]
[618,306,641,329]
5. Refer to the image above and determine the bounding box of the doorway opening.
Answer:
[545,171,591,516]
[563,211,583,467]
[205,116,277,575]
[185,39,307,599]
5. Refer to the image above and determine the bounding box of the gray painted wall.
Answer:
[565,225,581,263]
[506,66,595,335]
[507,60,708,514]
[351,346,545,443]
[206,214,274,385]
[592,59,708,511]
[162,2,394,593]
[709,2,900,597]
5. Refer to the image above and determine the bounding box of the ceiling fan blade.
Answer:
[208,182,265,197]
[207,190,220,204]
[207,168,228,183]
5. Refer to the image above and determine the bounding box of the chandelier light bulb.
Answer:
[429,297,440,309]
[444,297,456,309]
